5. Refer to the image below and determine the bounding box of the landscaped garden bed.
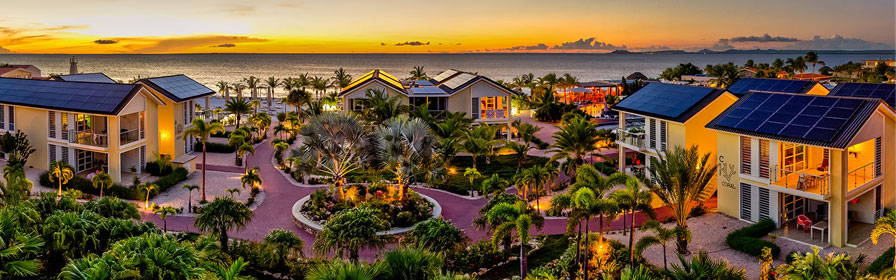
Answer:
[295,185,438,234]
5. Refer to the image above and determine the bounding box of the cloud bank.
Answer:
[0,45,11,54]
[213,43,236,48]
[728,33,799,43]
[709,33,893,50]
[500,38,624,52]
[93,39,118,44]
[395,41,429,46]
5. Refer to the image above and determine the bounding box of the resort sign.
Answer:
[718,155,737,190]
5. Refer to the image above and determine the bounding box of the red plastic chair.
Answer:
[796,215,812,232]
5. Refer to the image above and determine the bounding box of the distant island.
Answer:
[609,49,896,55]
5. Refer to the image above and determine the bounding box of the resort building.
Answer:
[707,91,895,248]
[725,78,830,97]
[0,65,40,79]
[557,81,622,117]
[338,69,515,134]
[613,83,738,190]
[136,75,215,163]
[862,59,896,69]
[51,73,117,83]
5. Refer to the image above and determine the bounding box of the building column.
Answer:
[829,149,848,247]
[618,112,627,173]
[108,116,122,183]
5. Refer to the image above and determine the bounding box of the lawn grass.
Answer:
[442,154,550,196]
[479,234,570,280]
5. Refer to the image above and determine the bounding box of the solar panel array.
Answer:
[613,83,715,120]
[413,80,434,86]
[828,83,894,108]
[144,75,214,101]
[57,73,116,83]
[713,92,864,143]
[727,78,813,95]
[0,78,136,114]
[376,71,404,90]
[408,86,448,96]
[432,69,459,83]
[344,70,377,91]
[442,73,478,90]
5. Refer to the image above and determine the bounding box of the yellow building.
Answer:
[137,75,215,168]
[613,83,738,195]
[725,78,829,97]
[338,69,514,134]
[707,91,895,248]
[0,74,213,184]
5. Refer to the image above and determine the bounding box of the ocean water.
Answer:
[1,53,891,97]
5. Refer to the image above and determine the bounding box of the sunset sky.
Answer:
[2,0,894,54]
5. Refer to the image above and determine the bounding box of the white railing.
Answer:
[847,162,876,190]
[770,164,829,196]
[120,129,142,145]
[68,130,108,148]
[480,109,507,119]
[618,131,646,149]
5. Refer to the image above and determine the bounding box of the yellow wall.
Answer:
[806,83,831,95]
[341,81,408,112]
[14,106,49,169]
[448,87,471,116]
[715,131,742,217]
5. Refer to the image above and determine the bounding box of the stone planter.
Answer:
[292,193,441,236]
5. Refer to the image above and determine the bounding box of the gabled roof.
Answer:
[612,83,726,123]
[626,72,648,80]
[431,69,462,84]
[338,69,405,97]
[827,83,894,109]
[578,81,618,88]
[726,78,819,97]
[0,77,143,115]
[138,74,215,102]
[53,73,116,83]
[706,91,882,149]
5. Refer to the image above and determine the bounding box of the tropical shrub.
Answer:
[145,159,174,176]
[867,247,895,275]
[725,218,780,258]
[194,141,236,153]
[39,167,188,200]
[300,188,433,228]
[84,197,140,219]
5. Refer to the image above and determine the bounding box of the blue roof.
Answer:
[139,75,214,102]
[828,83,894,108]
[54,73,116,83]
[707,92,880,148]
[612,83,724,122]
[408,86,448,96]
[726,78,818,96]
[0,78,141,115]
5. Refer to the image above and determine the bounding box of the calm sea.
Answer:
[1,53,892,97]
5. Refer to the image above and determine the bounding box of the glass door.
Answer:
[782,143,806,172]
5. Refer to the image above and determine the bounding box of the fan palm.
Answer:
[377,116,438,200]
[49,161,74,198]
[487,201,540,279]
[183,118,225,201]
[194,197,253,252]
[0,209,43,278]
[153,206,177,232]
[872,209,896,269]
[225,96,252,127]
[313,206,389,261]
[642,145,717,255]
[241,167,262,189]
[90,171,112,198]
[300,113,368,200]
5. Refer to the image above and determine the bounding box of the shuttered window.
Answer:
[139,145,146,173]
[759,139,770,179]
[61,146,69,167]
[740,136,751,174]
[740,183,752,221]
[876,185,884,220]
[649,119,657,149]
[48,144,56,164]
[660,121,667,152]
[875,137,882,177]
[139,112,145,139]
[758,188,770,220]
[0,105,6,129]
[8,106,15,131]
[48,111,56,138]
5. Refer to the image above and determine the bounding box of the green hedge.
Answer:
[145,161,173,177]
[725,218,780,258]
[39,167,189,201]
[210,131,232,138]
[194,142,235,153]
[866,247,894,275]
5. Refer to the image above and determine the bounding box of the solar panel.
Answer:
[56,73,116,83]
[727,78,813,95]
[0,78,137,114]
[144,75,214,101]
[408,86,448,96]
[432,69,459,83]
[613,83,716,120]
[712,91,870,143]
[828,83,895,108]
[441,73,478,90]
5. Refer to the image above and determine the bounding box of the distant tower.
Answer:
[69,56,78,75]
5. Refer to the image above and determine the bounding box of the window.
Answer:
[8,106,14,131]
[781,143,805,173]
[61,113,69,140]
[759,140,770,178]
[740,183,752,221]
[649,119,656,149]
[350,99,367,112]
[61,146,69,167]
[0,105,4,129]
[758,188,770,220]
[189,101,194,122]
[410,97,447,112]
[76,150,91,173]
[48,144,57,163]
[875,137,882,177]
[740,136,751,174]
[139,112,145,139]
[139,146,146,173]
[660,121,667,152]
[471,98,480,119]
[478,96,507,119]
[183,103,188,125]
[48,111,56,138]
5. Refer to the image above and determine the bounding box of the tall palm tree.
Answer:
[244,76,260,99]
[642,145,717,255]
[182,184,198,212]
[216,81,231,101]
[49,161,74,198]
[300,113,368,200]
[265,76,279,108]
[480,173,509,199]
[538,73,560,94]
[183,118,225,201]
[611,176,655,264]
[311,76,330,99]
[153,206,177,232]
[90,171,112,198]
[296,73,312,92]
[332,68,353,92]
[488,201,540,280]
[194,197,253,252]
[462,124,500,170]
[805,51,819,73]
[635,220,681,270]
[225,97,252,128]
[241,167,262,190]
[237,143,256,173]
[409,66,428,80]
[249,99,261,117]
[786,56,808,77]
[284,89,311,115]
[871,209,896,270]
[549,116,601,178]
[231,83,247,99]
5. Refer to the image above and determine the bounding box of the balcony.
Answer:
[847,162,877,193]
[478,109,507,120]
[617,130,646,149]
[68,130,108,148]
[120,129,142,146]
[770,164,830,197]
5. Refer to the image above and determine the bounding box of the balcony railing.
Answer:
[479,109,507,120]
[120,129,142,145]
[68,130,108,148]
[618,131,646,149]
[770,164,829,196]
[847,162,877,190]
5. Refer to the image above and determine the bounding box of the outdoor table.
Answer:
[811,221,828,242]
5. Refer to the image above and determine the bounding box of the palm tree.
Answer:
[265,76,279,108]
[406,218,467,253]
[380,247,443,280]
[665,251,746,280]
[244,76,260,99]
[226,188,240,198]
[90,171,112,198]
[273,123,288,139]
[549,116,601,178]
[642,145,717,255]
[409,66,428,80]
[786,56,808,77]
[49,161,74,198]
[611,177,655,264]
[634,220,680,269]
[307,260,380,280]
[249,99,261,117]
[208,257,252,280]
[332,68,353,92]
[361,88,406,125]
[231,82,247,99]
[194,197,253,252]
[872,209,896,270]
[237,143,256,173]
[225,97,252,127]
[301,114,368,199]
[263,229,306,269]
[284,89,311,115]
[183,118,224,201]
[241,167,262,190]
[0,209,43,278]
[216,81,231,101]
[463,167,481,197]
[504,141,532,173]
[462,124,500,170]
[311,76,330,99]
[805,51,819,73]
[377,117,439,200]
[154,206,177,232]
[313,206,389,261]
[487,201,540,279]
[480,173,508,199]
[182,184,198,211]
[141,183,157,209]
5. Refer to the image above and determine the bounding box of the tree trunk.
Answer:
[629,209,635,265]
[163,219,167,232]
[202,143,208,201]
[187,192,192,213]
[584,220,590,280]
[573,222,582,276]
[676,226,689,255]
[519,242,527,280]
[100,186,104,198]
[350,249,359,262]
[662,244,667,270]
[220,228,229,252]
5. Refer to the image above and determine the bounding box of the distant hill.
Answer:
[611,49,895,55]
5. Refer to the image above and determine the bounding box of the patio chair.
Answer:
[796,214,812,232]
[796,174,808,190]
[816,158,829,172]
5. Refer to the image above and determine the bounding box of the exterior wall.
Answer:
[805,83,831,95]
[13,106,49,169]
[447,87,471,116]
[715,131,742,217]
[0,69,35,79]
[341,81,408,112]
